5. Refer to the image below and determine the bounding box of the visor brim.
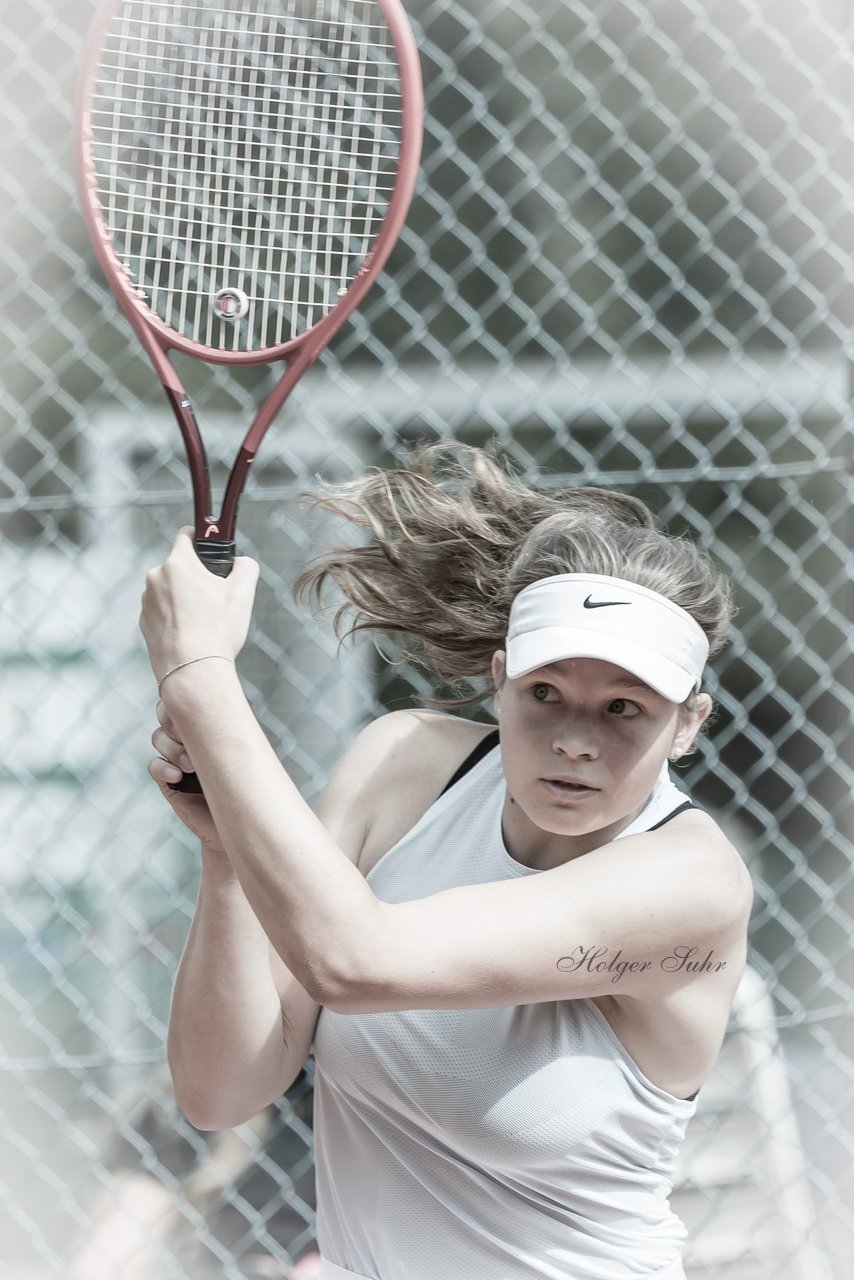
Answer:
[504,627,698,703]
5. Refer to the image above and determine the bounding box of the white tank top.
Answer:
[311,728,700,1280]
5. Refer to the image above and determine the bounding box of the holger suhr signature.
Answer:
[556,945,727,982]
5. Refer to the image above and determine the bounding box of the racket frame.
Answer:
[74,0,423,551]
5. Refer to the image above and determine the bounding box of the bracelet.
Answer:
[158,654,234,696]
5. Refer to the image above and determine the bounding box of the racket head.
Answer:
[74,0,423,366]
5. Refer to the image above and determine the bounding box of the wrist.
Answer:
[157,651,243,713]
[199,841,239,876]
[158,654,234,697]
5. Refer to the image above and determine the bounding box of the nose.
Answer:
[552,721,600,760]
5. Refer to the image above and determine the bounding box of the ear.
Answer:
[491,650,506,712]
[670,693,714,758]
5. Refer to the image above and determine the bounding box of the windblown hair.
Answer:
[292,441,735,727]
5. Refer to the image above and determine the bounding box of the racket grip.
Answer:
[194,538,236,576]
[169,771,204,795]
[167,536,234,791]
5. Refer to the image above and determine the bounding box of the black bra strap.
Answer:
[439,728,500,797]
[647,799,698,830]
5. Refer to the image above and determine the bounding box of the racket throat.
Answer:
[164,387,215,530]
[220,445,255,541]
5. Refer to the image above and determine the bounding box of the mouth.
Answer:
[541,777,600,798]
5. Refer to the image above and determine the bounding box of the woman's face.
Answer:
[490,651,711,864]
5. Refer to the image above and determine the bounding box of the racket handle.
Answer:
[165,537,233,794]
[166,536,235,791]
[169,771,204,795]
[194,538,236,576]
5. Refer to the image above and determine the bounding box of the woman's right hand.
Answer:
[149,699,227,853]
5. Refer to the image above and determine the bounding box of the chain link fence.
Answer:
[1,0,852,1276]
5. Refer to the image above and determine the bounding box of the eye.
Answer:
[608,698,641,717]
[529,683,555,702]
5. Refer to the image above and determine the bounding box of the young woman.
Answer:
[141,442,754,1280]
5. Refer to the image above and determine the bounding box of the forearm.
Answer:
[168,851,289,1129]
[160,661,379,1003]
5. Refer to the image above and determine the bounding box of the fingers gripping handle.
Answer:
[167,538,234,793]
[171,770,204,794]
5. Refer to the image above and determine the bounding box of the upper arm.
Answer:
[267,710,424,1083]
[331,812,754,1015]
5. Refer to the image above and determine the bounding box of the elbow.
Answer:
[167,1058,254,1132]
[315,953,376,1013]
[314,968,354,1013]
[172,1089,227,1131]
[333,900,417,1013]
[180,1107,228,1133]
[313,883,395,1012]
[174,1092,258,1132]
[170,1079,232,1131]
[310,912,385,1013]
[319,954,394,1015]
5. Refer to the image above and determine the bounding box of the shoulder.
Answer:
[342,710,498,874]
[637,804,755,941]
[611,806,754,1019]
[344,708,494,769]
[672,807,753,895]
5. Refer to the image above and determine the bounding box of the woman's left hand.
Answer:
[139,527,260,685]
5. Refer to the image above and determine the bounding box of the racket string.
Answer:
[88,0,404,351]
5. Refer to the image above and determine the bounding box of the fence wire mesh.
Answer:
[1,0,852,1277]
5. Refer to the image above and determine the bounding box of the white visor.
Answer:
[504,573,709,703]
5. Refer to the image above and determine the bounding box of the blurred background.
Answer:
[1,0,852,1277]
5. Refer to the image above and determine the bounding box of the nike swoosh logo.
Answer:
[583,596,631,609]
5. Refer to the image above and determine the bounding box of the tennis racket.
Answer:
[74,0,422,789]
[75,0,422,573]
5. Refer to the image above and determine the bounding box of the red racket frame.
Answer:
[74,0,423,573]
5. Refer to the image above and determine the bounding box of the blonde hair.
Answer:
[292,441,735,728]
